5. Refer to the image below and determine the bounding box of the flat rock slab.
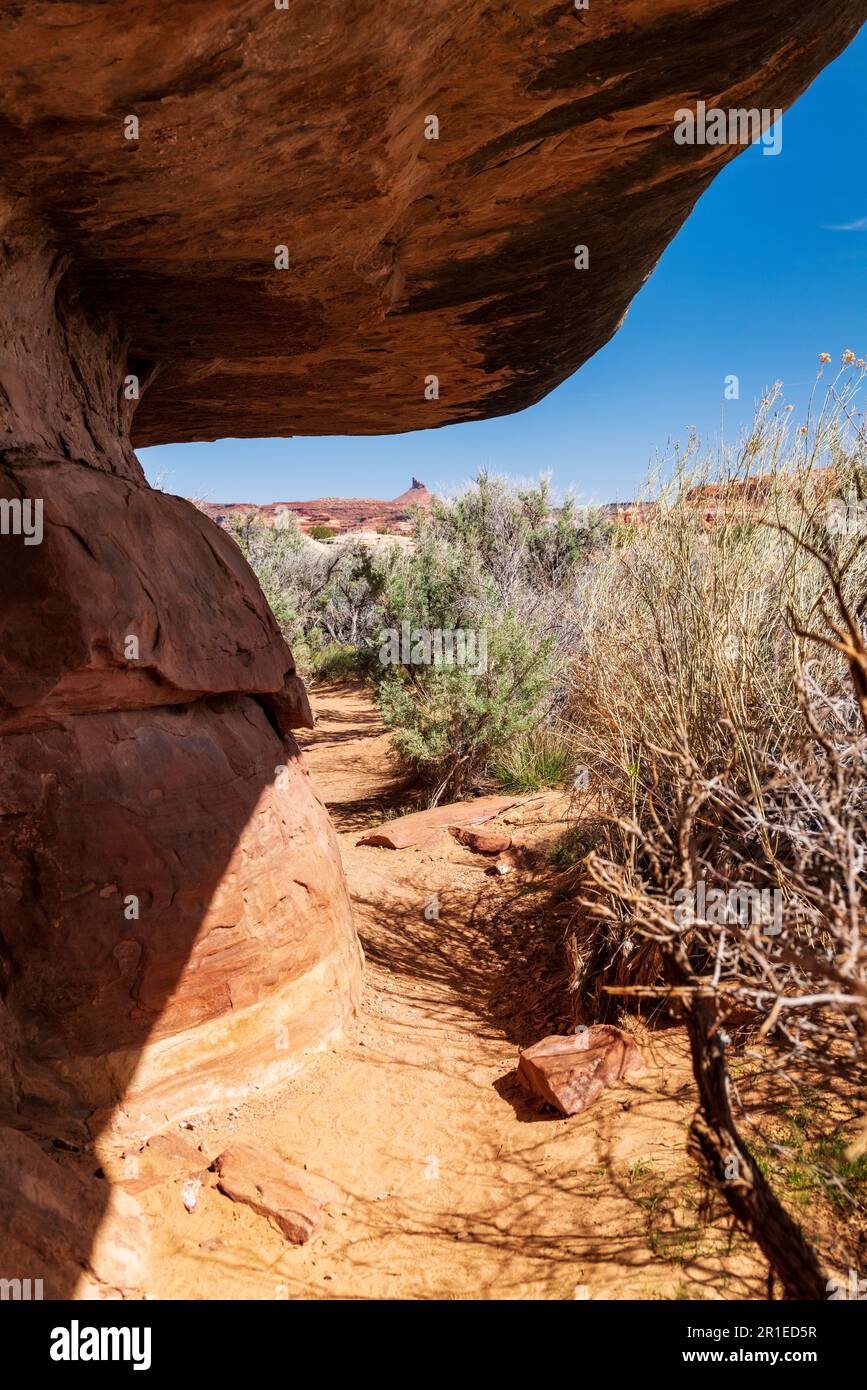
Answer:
[358,795,534,850]
[212,1143,328,1245]
[517,1027,644,1117]
[450,825,512,854]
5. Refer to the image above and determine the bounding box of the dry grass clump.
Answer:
[565,364,867,1295]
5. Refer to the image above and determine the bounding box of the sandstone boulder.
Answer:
[450,825,512,854]
[212,1143,328,1245]
[517,1027,644,1116]
[0,1127,149,1297]
[0,461,313,734]
[0,202,354,1160]
[0,699,361,1137]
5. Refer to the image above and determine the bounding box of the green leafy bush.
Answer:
[377,613,557,804]
[368,474,601,802]
[223,472,605,798]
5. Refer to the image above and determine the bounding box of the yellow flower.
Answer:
[843,348,855,363]
[819,352,831,363]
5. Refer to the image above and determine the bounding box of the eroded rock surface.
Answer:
[0,212,361,1143]
[0,698,360,1135]
[1,1,863,444]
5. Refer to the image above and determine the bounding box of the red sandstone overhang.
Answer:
[1,0,864,448]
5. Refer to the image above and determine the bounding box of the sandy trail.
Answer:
[140,684,761,1300]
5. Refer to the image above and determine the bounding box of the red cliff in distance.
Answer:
[202,478,432,536]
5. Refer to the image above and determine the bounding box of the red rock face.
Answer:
[0,214,361,1149]
[1,2,863,445]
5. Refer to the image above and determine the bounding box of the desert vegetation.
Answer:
[570,366,867,1297]
[229,474,604,801]
[228,362,867,1295]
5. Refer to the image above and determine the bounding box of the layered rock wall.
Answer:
[0,210,361,1141]
[2,1,863,443]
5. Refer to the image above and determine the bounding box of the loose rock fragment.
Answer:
[450,825,512,854]
[110,1131,210,1194]
[211,1143,326,1245]
[182,1177,202,1212]
[517,1027,644,1116]
[358,795,534,849]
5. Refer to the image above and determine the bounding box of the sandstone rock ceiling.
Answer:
[1,0,864,447]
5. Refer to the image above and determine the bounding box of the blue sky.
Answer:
[141,27,867,507]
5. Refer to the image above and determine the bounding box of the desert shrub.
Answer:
[228,518,384,676]
[309,524,337,539]
[310,641,374,683]
[549,821,603,870]
[225,471,606,799]
[227,513,306,636]
[371,473,604,801]
[568,373,866,1010]
[377,613,558,803]
[565,363,867,1294]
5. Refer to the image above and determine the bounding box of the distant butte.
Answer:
[202,480,433,536]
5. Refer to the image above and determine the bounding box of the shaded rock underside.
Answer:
[1,0,864,446]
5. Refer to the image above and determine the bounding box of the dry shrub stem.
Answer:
[569,371,867,1296]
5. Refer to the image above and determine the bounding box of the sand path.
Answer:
[140,684,760,1300]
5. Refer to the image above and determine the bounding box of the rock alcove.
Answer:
[0,0,864,1295]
